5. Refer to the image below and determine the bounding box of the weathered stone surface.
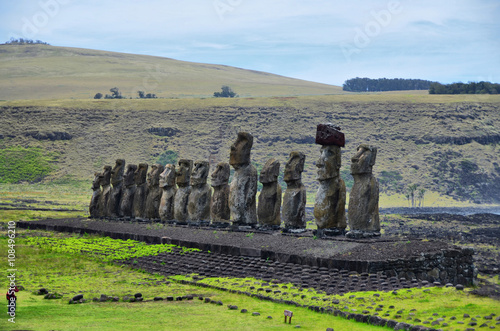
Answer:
[174,159,193,222]
[159,164,176,222]
[258,158,281,226]
[145,164,164,220]
[108,159,125,218]
[211,162,231,223]
[314,145,346,231]
[120,164,137,218]
[188,161,212,222]
[283,151,307,229]
[315,123,345,147]
[89,172,101,218]
[229,132,257,225]
[132,163,148,219]
[98,166,112,217]
[347,145,380,237]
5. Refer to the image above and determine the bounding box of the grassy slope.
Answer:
[0,44,343,100]
[1,94,500,205]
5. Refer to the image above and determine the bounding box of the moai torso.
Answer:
[132,163,148,219]
[188,161,212,222]
[257,158,281,226]
[229,132,257,225]
[347,145,380,236]
[98,166,112,218]
[210,162,231,223]
[120,164,137,218]
[89,172,102,218]
[159,164,176,222]
[313,124,346,231]
[283,152,307,229]
[174,159,193,223]
[145,164,164,220]
[108,159,125,218]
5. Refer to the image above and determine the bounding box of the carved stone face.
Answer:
[176,159,193,186]
[211,162,230,187]
[229,132,253,168]
[159,164,176,188]
[134,163,148,186]
[191,161,209,186]
[316,145,341,180]
[123,164,137,187]
[110,159,125,186]
[259,158,280,184]
[92,172,102,190]
[284,151,305,182]
[100,166,112,186]
[351,144,377,175]
[147,164,163,188]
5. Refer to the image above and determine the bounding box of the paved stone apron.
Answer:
[124,247,431,295]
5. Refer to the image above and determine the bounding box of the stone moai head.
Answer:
[92,172,102,190]
[259,159,280,184]
[134,163,148,186]
[110,159,125,186]
[159,164,176,188]
[316,146,341,180]
[100,166,112,186]
[176,159,193,186]
[147,164,164,188]
[211,162,230,187]
[229,132,253,169]
[123,164,137,187]
[284,151,305,182]
[351,144,377,175]
[191,161,210,186]
[315,124,344,181]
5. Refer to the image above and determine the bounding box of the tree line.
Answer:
[429,81,500,94]
[4,38,49,45]
[343,77,434,92]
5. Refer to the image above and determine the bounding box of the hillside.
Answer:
[1,94,500,205]
[0,44,343,100]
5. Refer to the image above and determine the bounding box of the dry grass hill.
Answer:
[0,44,342,100]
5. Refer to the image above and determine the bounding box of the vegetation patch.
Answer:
[0,146,56,183]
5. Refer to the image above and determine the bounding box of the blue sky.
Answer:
[1,0,499,86]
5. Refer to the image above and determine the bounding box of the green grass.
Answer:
[0,146,57,183]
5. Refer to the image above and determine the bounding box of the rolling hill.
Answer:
[0,44,343,100]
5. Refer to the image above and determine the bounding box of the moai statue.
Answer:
[159,164,176,222]
[257,158,281,227]
[89,172,102,218]
[98,166,112,218]
[132,163,148,220]
[174,159,193,223]
[119,164,137,218]
[145,164,164,221]
[188,160,212,224]
[107,159,125,218]
[346,144,380,238]
[210,162,231,225]
[229,132,258,226]
[282,152,307,230]
[313,124,347,235]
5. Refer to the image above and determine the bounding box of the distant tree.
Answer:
[137,91,157,99]
[145,93,157,98]
[343,77,435,92]
[417,188,426,207]
[4,37,49,45]
[137,91,145,98]
[429,81,500,94]
[94,93,103,99]
[214,85,237,98]
[407,184,418,208]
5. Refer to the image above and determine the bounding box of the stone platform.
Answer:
[17,218,476,285]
